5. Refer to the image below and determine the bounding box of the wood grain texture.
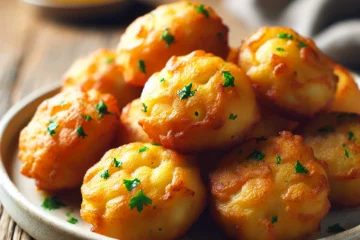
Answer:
[0,0,247,239]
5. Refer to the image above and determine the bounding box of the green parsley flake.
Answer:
[194,4,210,18]
[105,58,114,64]
[276,154,281,164]
[345,148,350,158]
[123,178,141,191]
[151,143,161,146]
[271,216,278,224]
[41,196,66,211]
[348,131,356,141]
[138,60,146,73]
[217,32,224,40]
[295,161,308,174]
[67,217,78,224]
[276,47,285,52]
[81,114,92,121]
[95,100,111,119]
[142,103,148,113]
[177,83,196,100]
[229,113,237,120]
[77,126,87,138]
[222,71,235,87]
[100,169,110,179]
[60,100,67,106]
[113,158,122,168]
[247,150,266,161]
[317,126,334,133]
[256,136,267,143]
[298,42,308,48]
[66,209,73,217]
[195,111,199,117]
[47,119,59,136]
[129,190,152,212]
[278,33,294,40]
[160,78,165,83]
[161,28,175,47]
[138,146,149,153]
[328,223,345,233]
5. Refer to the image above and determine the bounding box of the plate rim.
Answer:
[21,0,128,9]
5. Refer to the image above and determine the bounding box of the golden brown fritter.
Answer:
[329,64,360,114]
[81,142,206,240]
[116,1,229,86]
[210,132,330,240]
[226,47,239,64]
[139,50,259,153]
[119,98,152,144]
[62,49,142,109]
[301,112,360,206]
[19,89,120,191]
[239,26,338,119]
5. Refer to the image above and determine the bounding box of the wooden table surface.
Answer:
[0,0,248,239]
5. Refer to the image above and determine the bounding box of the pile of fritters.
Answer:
[18,1,360,240]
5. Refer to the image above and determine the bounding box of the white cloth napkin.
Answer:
[224,0,360,70]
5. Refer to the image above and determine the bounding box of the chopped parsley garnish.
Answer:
[271,216,278,224]
[194,4,210,18]
[129,190,152,212]
[138,60,146,73]
[151,143,161,146]
[295,161,308,174]
[222,71,235,87]
[229,113,237,120]
[217,32,224,40]
[161,28,175,47]
[60,100,67,106]
[105,57,115,64]
[276,154,281,164]
[142,103,148,113]
[328,223,345,233]
[123,178,141,191]
[100,169,110,179]
[76,126,87,138]
[81,114,92,121]
[256,136,267,143]
[138,146,149,153]
[47,119,59,136]
[348,131,356,141]
[276,47,285,52]
[95,100,111,119]
[278,33,294,40]
[298,42,307,48]
[113,158,122,168]
[41,196,66,211]
[195,111,199,117]
[247,150,265,161]
[67,217,78,224]
[345,148,350,158]
[160,78,165,83]
[177,83,196,100]
[317,126,334,133]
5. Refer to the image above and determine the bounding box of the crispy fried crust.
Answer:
[116,1,229,86]
[139,50,259,153]
[81,142,206,240]
[62,49,142,109]
[329,65,360,114]
[119,98,152,143]
[226,47,239,64]
[19,89,120,191]
[210,132,330,240]
[239,26,338,119]
[301,112,360,206]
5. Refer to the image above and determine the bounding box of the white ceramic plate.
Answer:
[1,76,360,240]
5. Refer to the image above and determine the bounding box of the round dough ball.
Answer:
[210,131,330,240]
[239,26,337,119]
[139,50,259,153]
[120,98,152,143]
[301,112,360,206]
[62,49,142,109]
[116,1,229,86]
[19,89,120,191]
[81,142,206,240]
[329,64,360,114]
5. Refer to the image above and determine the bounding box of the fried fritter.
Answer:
[329,64,360,114]
[62,49,142,109]
[239,26,337,119]
[301,112,360,206]
[210,131,330,240]
[119,98,152,143]
[116,1,229,86]
[139,50,259,153]
[81,142,206,240]
[19,89,120,191]
[226,47,239,64]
